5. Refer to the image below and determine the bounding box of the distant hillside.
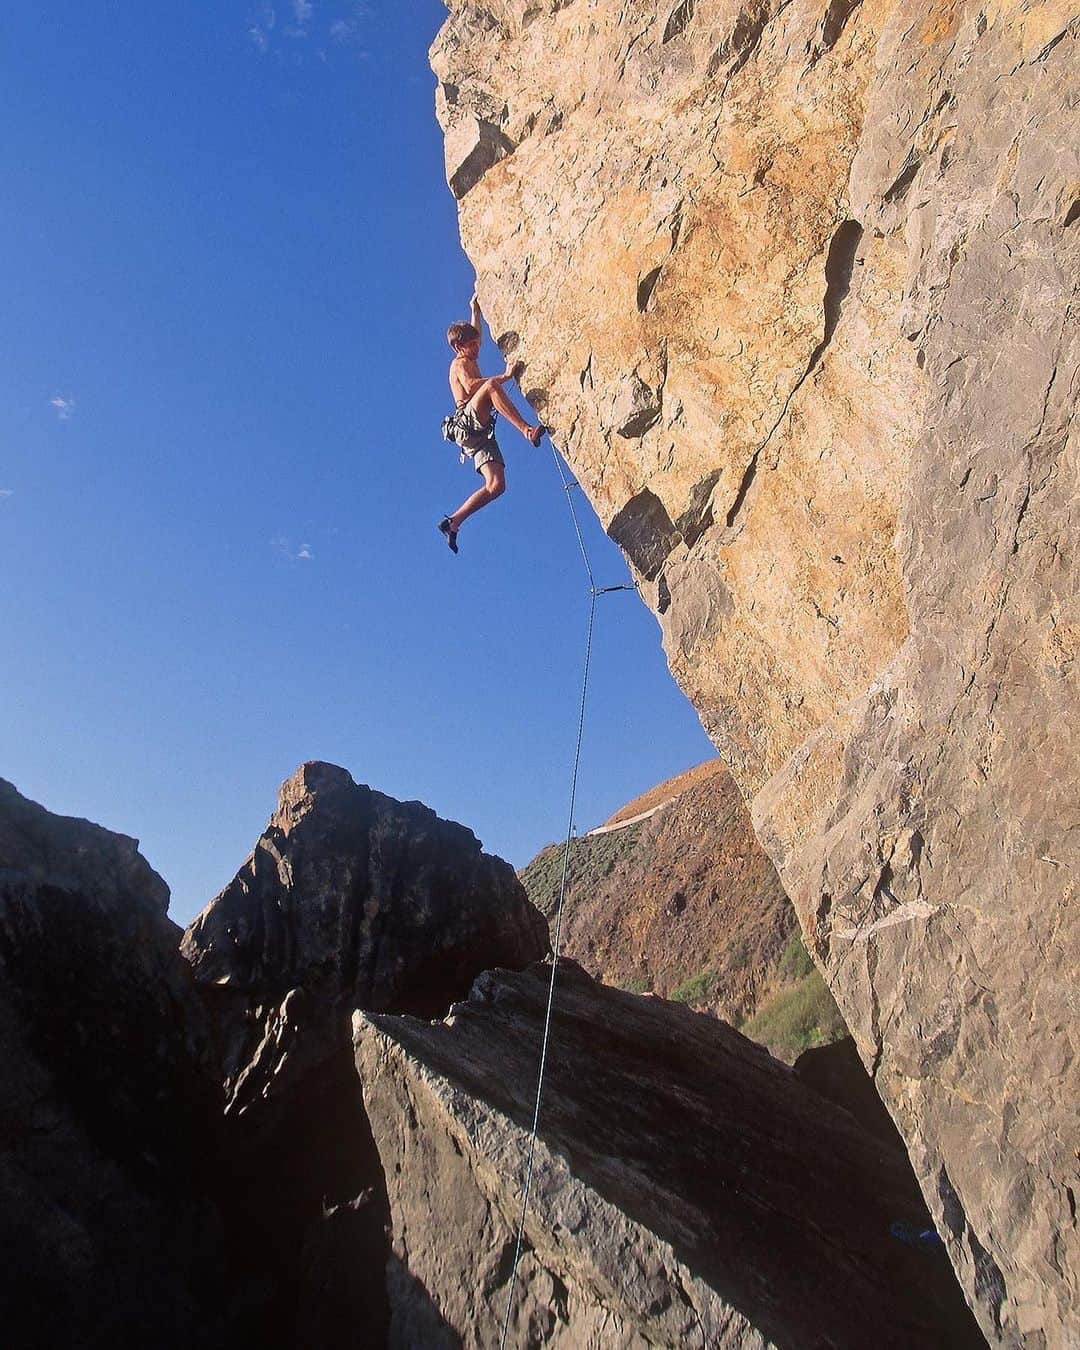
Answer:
[519,759,845,1061]
[599,758,729,826]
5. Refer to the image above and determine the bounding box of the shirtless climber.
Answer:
[438,294,544,554]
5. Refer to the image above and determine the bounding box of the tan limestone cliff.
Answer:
[431,2,1079,1343]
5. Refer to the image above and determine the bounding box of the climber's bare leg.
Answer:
[464,377,499,424]
[449,461,506,532]
[465,365,539,443]
[486,381,537,440]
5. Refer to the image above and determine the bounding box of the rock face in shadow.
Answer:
[430,3,1079,1338]
[0,779,228,1350]
[355,961,985,1349]
[182,761,548,1061]
[794,1035,907,1146]
[181,761,550,1348]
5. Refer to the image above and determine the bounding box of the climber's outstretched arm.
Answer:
[470,293,482,343]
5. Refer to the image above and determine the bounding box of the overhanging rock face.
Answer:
[430,2,1079,1342]
[355,963,984,1348]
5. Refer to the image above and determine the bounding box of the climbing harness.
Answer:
[497,440,637,1350]
[442,404,498,457]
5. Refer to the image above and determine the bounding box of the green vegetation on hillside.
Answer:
[518,825,644,918]
[670,968,717,1004]
[743,970,846,1060]
[517,803,848,1065]
[778,931,815,982]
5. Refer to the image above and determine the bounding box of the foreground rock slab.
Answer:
[356,962,983,1349]
[0,779,227,1350]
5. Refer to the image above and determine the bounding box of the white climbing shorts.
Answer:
[467,441,505,474]
[445,405,504,473]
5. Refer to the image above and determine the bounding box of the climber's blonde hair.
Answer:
[447,321,480,350]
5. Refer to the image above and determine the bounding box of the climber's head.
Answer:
[447,321,480,357]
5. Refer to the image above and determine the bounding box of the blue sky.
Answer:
[0,3,714,926]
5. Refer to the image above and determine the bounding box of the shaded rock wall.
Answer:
[0,780,229,1350]
[183,762,546,1056]
[182,761,547,1118]
[356,962,984,1348]
[430,3,1079,1340]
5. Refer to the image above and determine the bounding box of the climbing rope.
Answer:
[497,440,636,1349]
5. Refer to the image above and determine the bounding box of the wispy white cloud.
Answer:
[272,535,314,562]
[0,489,13,501]
[329,5,368,48]
[328,17,369,61]
[251,1,367,60]
[248,4,276,53]
[254,0,315,48]
[50,394,75,421]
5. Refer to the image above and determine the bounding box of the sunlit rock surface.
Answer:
[431,2,1079,1341]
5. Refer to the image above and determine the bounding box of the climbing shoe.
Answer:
[438,517,459,554]
[528,425,547,447]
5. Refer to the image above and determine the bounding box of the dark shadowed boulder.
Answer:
[181,761,550,1349]
[182,761,548,1081]
[0,778,228,1350]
